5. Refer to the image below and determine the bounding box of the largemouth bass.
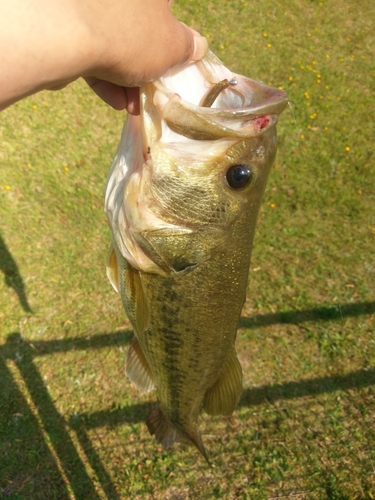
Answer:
[105,50,287,460]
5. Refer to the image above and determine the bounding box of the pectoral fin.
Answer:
[120,257,150,335]
[134,227,220,275]
[203,348,243,416]
[106,243,119,293]
[125,338,155,393]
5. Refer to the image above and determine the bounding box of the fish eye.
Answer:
[226,164,253,190]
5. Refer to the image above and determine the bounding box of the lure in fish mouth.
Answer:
[105,50,287,461]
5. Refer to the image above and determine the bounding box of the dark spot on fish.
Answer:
[147,147,151,154]
[167,289,178,302]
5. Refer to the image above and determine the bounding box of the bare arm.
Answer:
[0,0,207,113]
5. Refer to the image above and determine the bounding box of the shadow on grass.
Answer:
[0,300,374,498]
[239,300,375,329]
[0,233,33,313]
[239,367,375,407]
[0,331,132,500]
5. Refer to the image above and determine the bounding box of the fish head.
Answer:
[105,51,288,276]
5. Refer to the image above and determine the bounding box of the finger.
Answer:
[84,77,128,110]
[178,24,208,65]
[124,87,140,116]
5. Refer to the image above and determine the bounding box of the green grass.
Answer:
[1,0,374,498]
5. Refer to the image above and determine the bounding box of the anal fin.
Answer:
[125,338,155,393]
[146,407,179,449]
[203,348,243,416]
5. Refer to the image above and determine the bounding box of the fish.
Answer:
[104,50,288,461]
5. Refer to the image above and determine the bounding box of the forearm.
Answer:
[0,0,97,110]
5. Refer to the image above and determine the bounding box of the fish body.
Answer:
[105,50,287,459]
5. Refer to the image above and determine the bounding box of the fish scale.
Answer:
[105,49,287,460]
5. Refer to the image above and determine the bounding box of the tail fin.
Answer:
[146,407,210,464]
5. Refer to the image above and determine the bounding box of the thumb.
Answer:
[172,23,208,66]
[126,17,208,85]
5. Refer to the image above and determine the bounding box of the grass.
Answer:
[1,0,374,498]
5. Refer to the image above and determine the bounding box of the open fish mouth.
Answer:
[148,49,289,141]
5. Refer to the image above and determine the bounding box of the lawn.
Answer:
[1,0,374,498]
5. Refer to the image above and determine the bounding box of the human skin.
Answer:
[0,0,207,114]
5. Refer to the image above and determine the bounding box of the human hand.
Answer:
[83,1,207,114]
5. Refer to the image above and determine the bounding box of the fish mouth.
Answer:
[151,50,288,141]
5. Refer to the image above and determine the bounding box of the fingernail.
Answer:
[191,35,208,61]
